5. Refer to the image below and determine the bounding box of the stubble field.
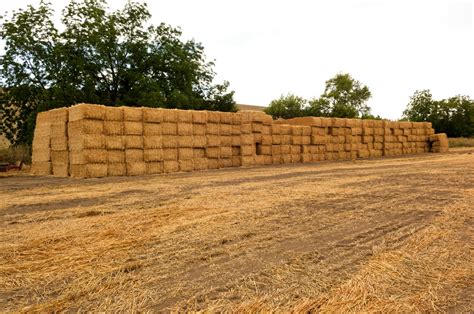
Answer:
[1,149,473,312]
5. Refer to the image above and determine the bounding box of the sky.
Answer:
[1,0,473,119]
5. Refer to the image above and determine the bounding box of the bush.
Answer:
[0,144,31,165]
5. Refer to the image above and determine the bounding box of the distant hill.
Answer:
[237,104,266,111]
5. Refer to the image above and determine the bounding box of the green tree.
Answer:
[0,0,235,145]
[264,93,307,119]
[403,90,474,137]
[308,73,372,118]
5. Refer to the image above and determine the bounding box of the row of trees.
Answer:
[264,73,377,120]
[403,90,474,138]
[0,0,236,145]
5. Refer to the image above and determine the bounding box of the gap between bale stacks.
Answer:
[30,104,448,178]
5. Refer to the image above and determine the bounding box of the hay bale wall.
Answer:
[30,104,446,178]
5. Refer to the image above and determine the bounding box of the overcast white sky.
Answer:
[1,0,473,119]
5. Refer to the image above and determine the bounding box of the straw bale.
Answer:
[220,112,233,124]
[281,154,291,163]
[302,136,311,145]
[162,135,177,148]
[399,121,412,129]
[105,107,123,121]
[357,149,369,158]
[107,150,125,163]
[69,149,107,165]
[219,123,232,135]
[231,125,241,135]
[192,110,208,124]
[31,161,52,175]
[287,116,322,127]
[292,136,302,145]
[431,146,449,153]
[241,134,254,145]
[373,128,384,136]
[177,110,193,123]
[350,127,362,136]
[241,145,255,156]
[32,148,50,162]
[361,120,374,128]
[232,146,241,156]
[231,135,241,146]
[231,156,241,167]
[179,160,194,172]
[220,135,232,146]
[374,142,384,150]
[272,155,281,164]
[326,143,335,152]
[163,148,178,161]
[374,135,383,143]
[193,148,206,158]
[261,114,272,126]
[193,136,207,148]
[176,136,192,148]
[362,128,374,136]
[262,125,271,135]
[397,135,407,142]
[329,127,343,136]
[144,149,163,162]
[207,158,220,169]
[262,135,272,145]
[36,111,51,125]
[123,121,143,135]
[254,133,262,143]
[411,122,423,129]
[50,123,67,137]
[291,145,301,154]
[280,125,292,135]
[312,127,326,136]
[103,121,123,135]
[237,112,249,124]
[280,145,290,154]
[51,151,68,164]
[320,118,332,127]
[291,126,303,136]
[246,111,264,123]
[51,136,68,151]
[68,134,104,151]
[345,119,358,128]
[108,163,126,176]
[252,123,263,133]
[281,135,292,144]
[311,135,327,145]
[253,155,264,165]
[125,149,144,162]
[69,104,105,121]
[271,135,281,144]
[123,106,143,121]
[143,123,161,136]
[160,122,177,135]
[332,118,346,127]
[193,158,208,171]
[403,128,411,136]
[289,154,300,163]
[430,133,449,146]
[163,160,179,173]
[34,124,51,138]
[423,122,432,129]
[206,147,220,158]
[193,123,206,136]
[206,135,220,147]
[162,109,178,123]
[143,136,162,149]
[260,145,271,155]
[207,111,221,123]
[117,135,141,149]
[207,123,219,135]
[177,123,192,136]
[219,158,233,168]
[69,120,104,135]
[125,161,146,176]
[426,128,435,135]
[71,163,108,178]
[178,148,193,160]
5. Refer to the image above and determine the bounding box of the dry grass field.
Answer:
[1,149,473,312]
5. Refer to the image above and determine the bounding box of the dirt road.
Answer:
[1,150,473,312]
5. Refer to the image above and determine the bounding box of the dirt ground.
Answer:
[1,149,473,312]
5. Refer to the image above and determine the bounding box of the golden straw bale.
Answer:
[207,123,219,135]
[70,149,107,164]
[143,123,161,136]
[292,126,304,136]
[280,124,292,135]
[178,148,193,160]
[302,136,311,145]
[246,111,264,123]
[374,128,384,136]
[231,156,241,167]
[177,110,193,123]
[272,155,281,164]
[161,122,177,135]
[260,145,271,155]
[179,160,194,172]
[218,158,232,168]
[192,110,208,124]
[68,134,104,150]
[177,123,193,136]
[162,135,177,148]
[162,109,178,123]
[50,136,68,151]
[272,134,281,144]
[71,164,108,178]
[241,123,252,134]
[362,128,374,136]
[206,158,219,169]
[319,118,331,127]
[124,121,143,135]
[362,120,374,128]
[207,111,221,123]
[51,123,67,137]
[125,149,143,162]
[302,126,311,136]
[271,124,281,134]
[311,127,326,136]
[220,146,232,158]
[104,121,123,135]
[32,148,50,162]
[280,145,290,154]
[291,145,301,154]
[232,113,242,125]
[206,147,220,158]
[123,135,143,149]
[231,124,241,135]
[231,135,241,146]
[69,104,105,121]
[290,154,300,163]
[285,116,322,126]
[232,146,240,156]
[241,134,254,145]
[51,163,68,177]
[193,136,206,148]
[206,135,220,147]
[178,136,193,148]
[163,148,178,161]
[219,123,232,135]
[281,135,291,144]
[262,135,272,145]
[33,124,51,138]
[193,148,206,158]
[126,162,146,176]
[331,118,346,127]
[220,135,232,146]
[123,106,143,121]
[220,112,233,124]
[253,155,264,165]
[423,122,432,129]
[252,123,263,133]
[272,145,281,155]
[292,136,303,145]
[193,158,208,170]
[430,133,449,146]
[193,123,206,136]
[36,110,51,125]
[143,136,162,149]
[31,161,52,175]
[374,142,383,150]
[107,150,125,163]
[69,119,104,135]
[374,135,383,143]
[51,151,68,164]
[146,161,163,174]
[144,149,163,162]
[399,121,412,129]
[142,108,163,123]
[163,160,179,173]
[241,145,255,156]
[105,106,123,121]
[108,163,127,176]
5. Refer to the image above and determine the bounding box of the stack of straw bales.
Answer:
[30,103,446,178]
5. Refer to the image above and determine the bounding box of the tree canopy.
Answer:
[0,0,235,145]
[265,73,373,120]
[403,90,474,137]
